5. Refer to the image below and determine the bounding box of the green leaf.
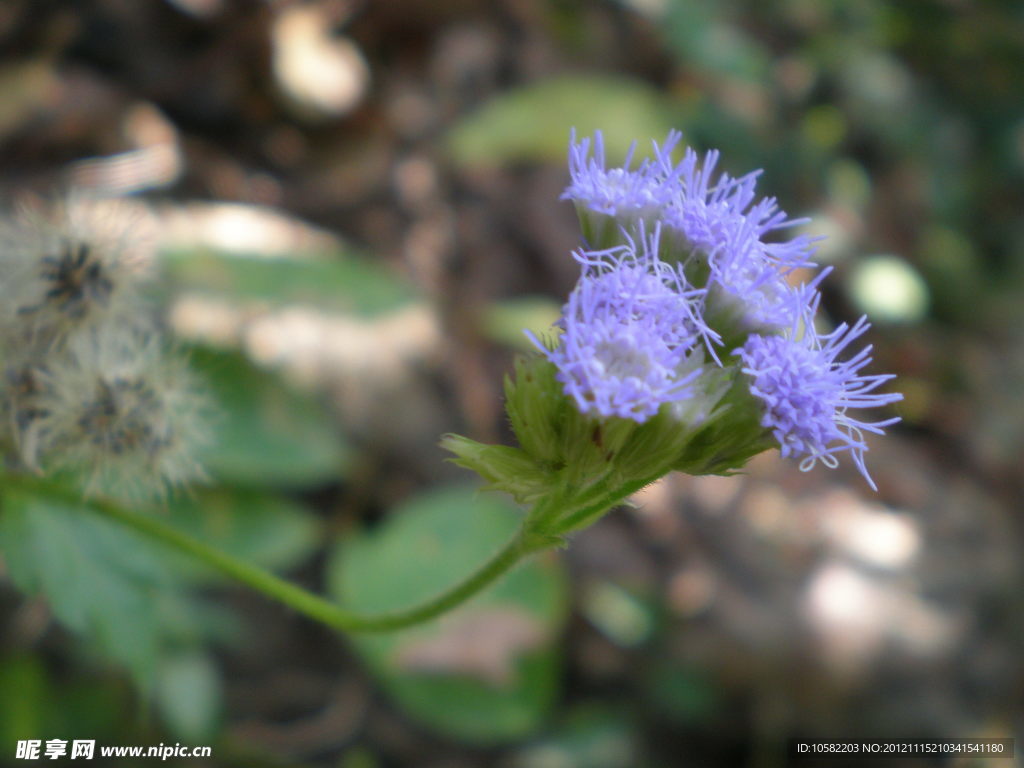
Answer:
[663,1,769,83]
[0,655,47,744]
[192,347,351,488]
[164,488,320,581]
[326,485,568,743]
[446,75,678,168]
[154,650,221,741]
[162,249,414,318]
[0,654,130,744]
[0,490,191,683]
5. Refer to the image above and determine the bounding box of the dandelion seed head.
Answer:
[0,195,146,347]
[30,330,208,498]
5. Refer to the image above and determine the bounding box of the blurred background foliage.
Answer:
[0,0,1022,766]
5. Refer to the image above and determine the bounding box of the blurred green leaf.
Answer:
[192,347,351,488]
[0,653,129,744]
[327,485,568,743]
[0,490,190,683]
[155,650,221,742]
[446,75,678,168]
[50,679,131,743]
[483,296,562,352]
[165,488,320,581]
[0,656,47,743]
[664,1,769,83]
[162,249,414,318]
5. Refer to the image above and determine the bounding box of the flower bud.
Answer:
[503,354,567,468]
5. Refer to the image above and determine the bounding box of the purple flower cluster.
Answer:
[529,227,711,422]
[544,130,902,488]
[563,130,684,218]
[737,310,903,491]
[565,129,819,331]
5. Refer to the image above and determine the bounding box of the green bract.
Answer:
[444,352,772,540]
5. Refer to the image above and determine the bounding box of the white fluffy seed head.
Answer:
[27,329,209,500]
[0,194,149,349]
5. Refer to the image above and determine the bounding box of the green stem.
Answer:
[551,465,674,535]
[4,475,538,634]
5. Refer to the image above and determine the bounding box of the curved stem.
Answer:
[4,475,537,634]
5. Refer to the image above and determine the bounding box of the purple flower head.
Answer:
[662,147,817,271]
[660,147,819,330]
[530,227,711,423]
[736,308,903,490]
[562,130,683,219]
